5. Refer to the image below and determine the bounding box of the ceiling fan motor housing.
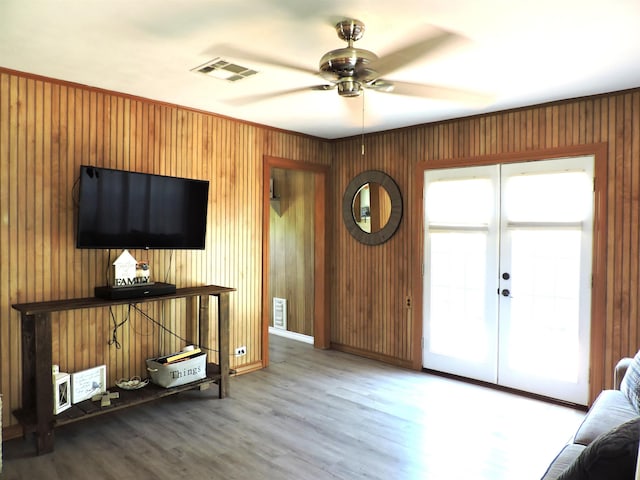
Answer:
[319,48,379,96]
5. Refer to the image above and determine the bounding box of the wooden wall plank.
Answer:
[0,73,12,414]
[631,92,640,351]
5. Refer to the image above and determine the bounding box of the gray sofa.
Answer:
[541,357,640,479]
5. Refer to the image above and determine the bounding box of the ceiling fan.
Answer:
[225,18,490,106]
[318,18,454,98]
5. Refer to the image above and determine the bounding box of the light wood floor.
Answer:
[2,335,585,479]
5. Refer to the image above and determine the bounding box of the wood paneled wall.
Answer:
[0,69,332,433]
[2,65,640,433]
[331,90,640,399]
[269,168,316,336]
[331,135,413,367]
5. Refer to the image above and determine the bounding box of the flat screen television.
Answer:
[76,165,209,250]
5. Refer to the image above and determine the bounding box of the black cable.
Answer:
[130,303,219,354]
[71,174,81,207]
[107,304,131,349]
[129,302,154,339]
[164,250,173,283]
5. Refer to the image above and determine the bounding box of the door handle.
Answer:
[501,289,511,297]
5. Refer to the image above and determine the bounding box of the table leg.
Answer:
[22,313,55,454]
[218,293,230,398]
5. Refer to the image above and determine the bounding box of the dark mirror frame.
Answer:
[342,170,403,245]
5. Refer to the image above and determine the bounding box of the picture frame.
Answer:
[53,372,71,414]
[71,365,107,404]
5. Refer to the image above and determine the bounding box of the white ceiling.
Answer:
[1,0,639,139]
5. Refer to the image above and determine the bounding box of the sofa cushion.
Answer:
[540,444,587,480]
[573,389,638,446]
[621,350,640,413]
[555,417,640,480]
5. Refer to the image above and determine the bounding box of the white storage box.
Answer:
[146,352,207,388]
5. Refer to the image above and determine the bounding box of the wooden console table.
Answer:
[12,284,234,455]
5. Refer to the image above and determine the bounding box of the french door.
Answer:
[422,156,594,404]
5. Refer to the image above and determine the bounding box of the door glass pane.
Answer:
[506,228,582,382]
[426,175,495,364]
[504,172,592,222]
[426,178,493,224]
[428,231,489,361]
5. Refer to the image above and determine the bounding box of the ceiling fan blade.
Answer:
[369,28,463,78]
[372,80,493,106]
[227,85,334,106]
[204,44,319,77]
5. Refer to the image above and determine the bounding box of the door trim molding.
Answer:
[412,143,608,405]
[262,156,330,368]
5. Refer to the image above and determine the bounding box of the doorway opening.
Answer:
[262,156,329,367]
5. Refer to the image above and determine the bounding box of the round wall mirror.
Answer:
[342,170,402,245]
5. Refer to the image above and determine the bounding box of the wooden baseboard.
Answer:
[232,361,263,376]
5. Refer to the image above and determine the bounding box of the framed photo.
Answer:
[53,372,71,414]
[71,365,107,404]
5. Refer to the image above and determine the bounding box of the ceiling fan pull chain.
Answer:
[361,90,366,156]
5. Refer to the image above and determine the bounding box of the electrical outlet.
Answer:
[234,346,247,356]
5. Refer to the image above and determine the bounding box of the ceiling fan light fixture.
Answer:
[337,79,362,97]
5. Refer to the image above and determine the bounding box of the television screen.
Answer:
[76,165,209,249]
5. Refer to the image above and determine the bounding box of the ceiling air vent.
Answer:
[191,58,257,82]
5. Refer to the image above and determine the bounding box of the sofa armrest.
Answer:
[615,357,634,390]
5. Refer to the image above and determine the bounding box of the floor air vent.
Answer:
[273,297,287,330]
